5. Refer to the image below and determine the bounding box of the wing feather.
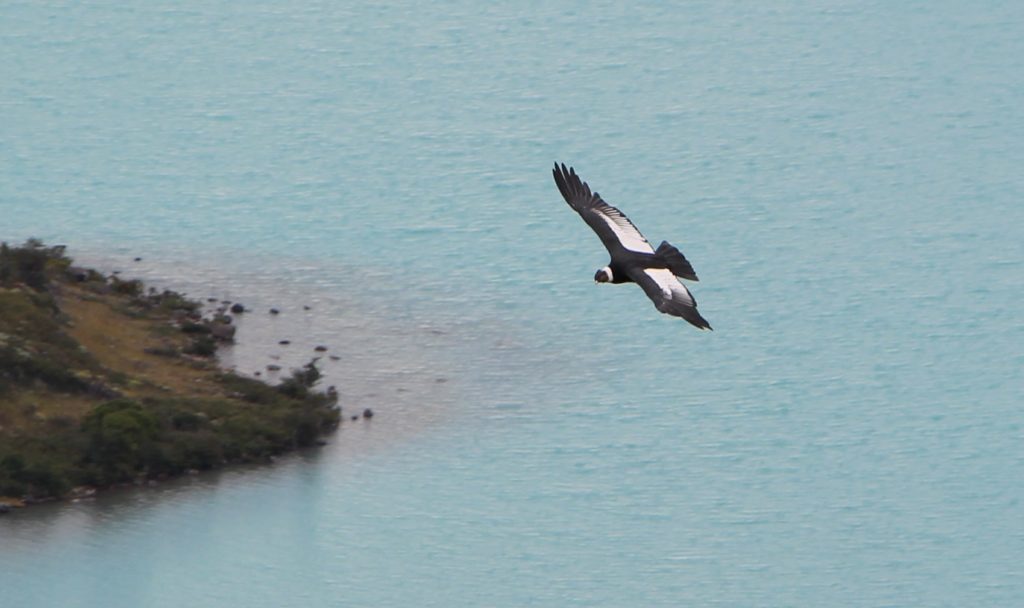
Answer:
[631,268,712,330]
[552,163,654,255]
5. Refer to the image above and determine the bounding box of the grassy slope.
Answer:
[0,241,340,504]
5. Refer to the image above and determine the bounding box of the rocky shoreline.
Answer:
[0,240,350,512]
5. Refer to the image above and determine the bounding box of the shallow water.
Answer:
[2,1,1023,606]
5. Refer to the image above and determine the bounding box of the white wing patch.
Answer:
[642,268,695,306]
[595,207,654,253]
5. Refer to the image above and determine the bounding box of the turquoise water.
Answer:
[3,1,1023,605]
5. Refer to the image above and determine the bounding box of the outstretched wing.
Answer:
[629,267,712,330]
[552,163,654,255]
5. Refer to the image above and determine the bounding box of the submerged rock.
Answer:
[230,303,245,314]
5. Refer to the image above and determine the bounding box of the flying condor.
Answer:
[552,162,712,330]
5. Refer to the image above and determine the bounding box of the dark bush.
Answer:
[180,321,211,334]
[148,290,200,314]
[219,414,287,461]
[1,454,26,475]
[217,373,280,404]
[110,277,143,297]
[17,461,70,497]
[0,239,69,290]
[0,345,90,393]
[162,430,223,471]
[277,360,322,399]
[292,413,321,447]
[184,336,217,357]
[171,411,204,431]
[82,399,160,483]
[0,453,70,498]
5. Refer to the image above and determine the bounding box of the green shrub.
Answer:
[0,239,70,290]
[171,411,204,431]
[82,399,160,483]
[0,452,71,498]
[217,373,281,404]
[161,430,223,471]
[180,321,210,334]
[292,413,322,447]
[149,290,200,314]
[277,360,322,399]
[110,277,143,296]
[0,345,91,393]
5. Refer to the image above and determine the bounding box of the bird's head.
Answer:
[594,266,613,283]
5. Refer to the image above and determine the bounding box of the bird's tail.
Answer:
[655,241,698,281]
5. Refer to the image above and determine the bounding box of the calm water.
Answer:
[2,1,1023,605]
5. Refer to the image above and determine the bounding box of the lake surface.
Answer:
[2,1,1023,605]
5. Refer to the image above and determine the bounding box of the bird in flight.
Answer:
[552,163,712,330]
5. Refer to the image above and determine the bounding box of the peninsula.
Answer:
[0,240,341,510]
